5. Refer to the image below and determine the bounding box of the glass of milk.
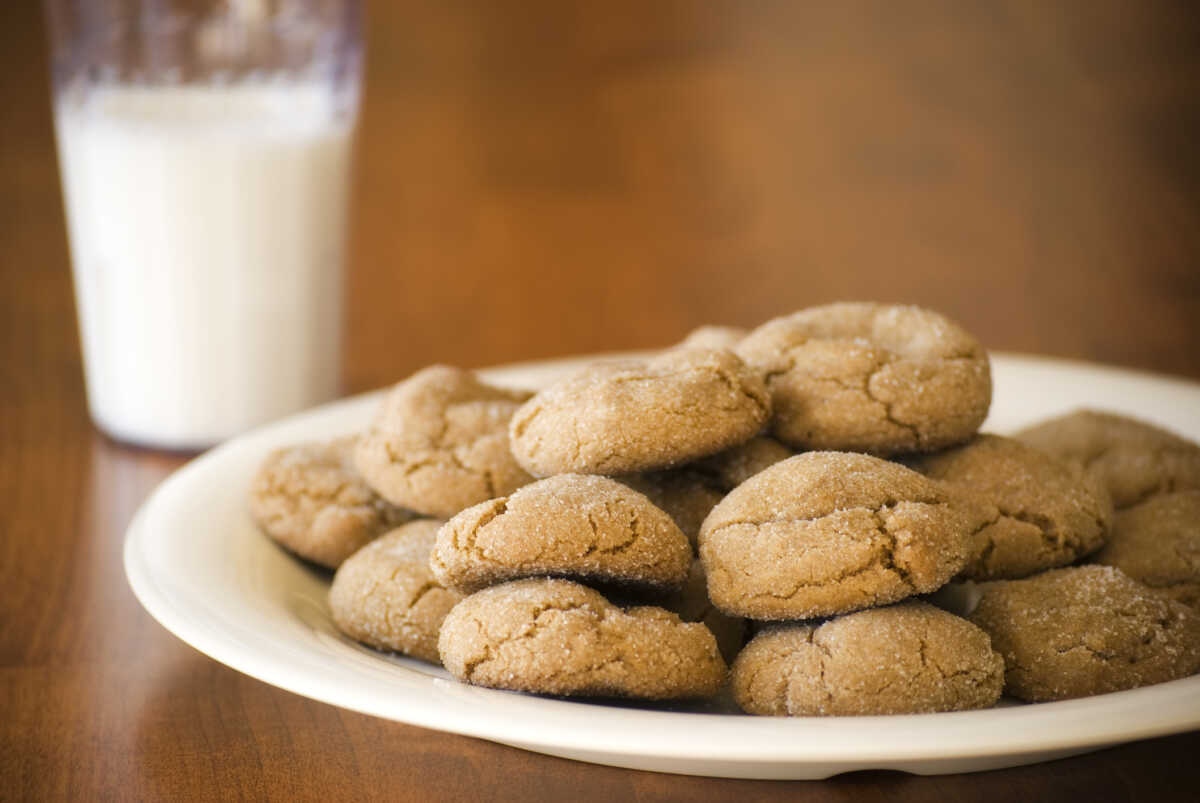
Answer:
[46,0,362,450]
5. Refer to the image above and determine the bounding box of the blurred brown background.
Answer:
[3,1,1200,801]
[5,0,1200,395]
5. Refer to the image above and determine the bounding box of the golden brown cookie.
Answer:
[437,578,727,700]
[731,601,1004,716]
[969,565,1200,702]
[1092,491,1200,608]
[354,365,534,518]
[508,348,770,477]
[698,452,984,620]
[249,437,414,569]
[736,302,991,455]
[907,434,1113,580]
[678,324,748,350]
[1014,409,1200,510]
[430,474,692,594]
[328,521,463,663]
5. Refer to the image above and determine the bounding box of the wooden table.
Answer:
[3,1,1198,800]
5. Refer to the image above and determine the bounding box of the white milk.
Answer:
[55,83,353,449]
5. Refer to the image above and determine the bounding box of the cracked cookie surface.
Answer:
[329,520,462,664]
[430,474,692,594]
[732,600,1004,716]
[437,578,727,699]
[508,347,770,477]
[354,365,534,518]
[1014,409,1200,510]
[1092,491,1200,609]
[908,434,1113,580]
[698,452,982,620]
[969,565,1200,701]
[249,437,414,569]
[735,302,991,455]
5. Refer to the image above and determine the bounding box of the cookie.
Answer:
[328,520,463,663]
[1014,410,1200,510]
[430,474,692,594]
[735,302,991,455]
[907,434,1113,580]
[620,469,724,550]
[698,452,983,620]
[731,601,1004,716]
[354,365,534,518]
[437,578,727,699]
[249,437,414,569]
[1092,491,1200,608]
[508,347,770,477]
[969,565,1200,701]
[678,324,748,350]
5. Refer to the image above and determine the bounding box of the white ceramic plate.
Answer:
[124,352,1200,779]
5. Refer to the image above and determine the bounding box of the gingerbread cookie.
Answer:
[508,347,770,477]
[735,302,991,455]
[969,565,1200,701]
[249,437,413,569]
[732,601,1004,716]
[437,578,727,699]
[1092,491,1200,608]
[1014,409,1200,509]
[328,520,462,663]
[430,474,692,594]
[908,434,1113,580]
[699,452,984,620]
[354,365,534,518]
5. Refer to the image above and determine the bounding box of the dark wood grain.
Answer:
[2,0,1199,800]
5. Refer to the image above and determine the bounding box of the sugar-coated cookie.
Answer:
[1092,491,1200,608]
[430,474,692,594]
[657,559,747,664]
[691,434,795,491]
[732,601,1004,716]
[355,365,534,518]
[620,470,723,551]
[699,452,984,620]
[329,520,462,663]
[1014,409,1200,510]
[736,302,991,455]
[969,565,1200,701]
[437,578,727,700]
[908,434,1113,580]
[249,437,413,569]
[508,347,770,477]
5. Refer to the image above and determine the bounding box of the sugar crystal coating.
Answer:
[355,365,534,518]
[736,302,991,455]
[699,452,986,619]
[249,436,414,569]
[508,347,770,477]
[908,434,1113,580]
[438,578,727,700]
[329,520,462,663]
[732,601,1004,716]
[969,565,1200,701]
[430,474,692,594]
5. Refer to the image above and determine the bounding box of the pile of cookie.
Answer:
[248,302,1200,715]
